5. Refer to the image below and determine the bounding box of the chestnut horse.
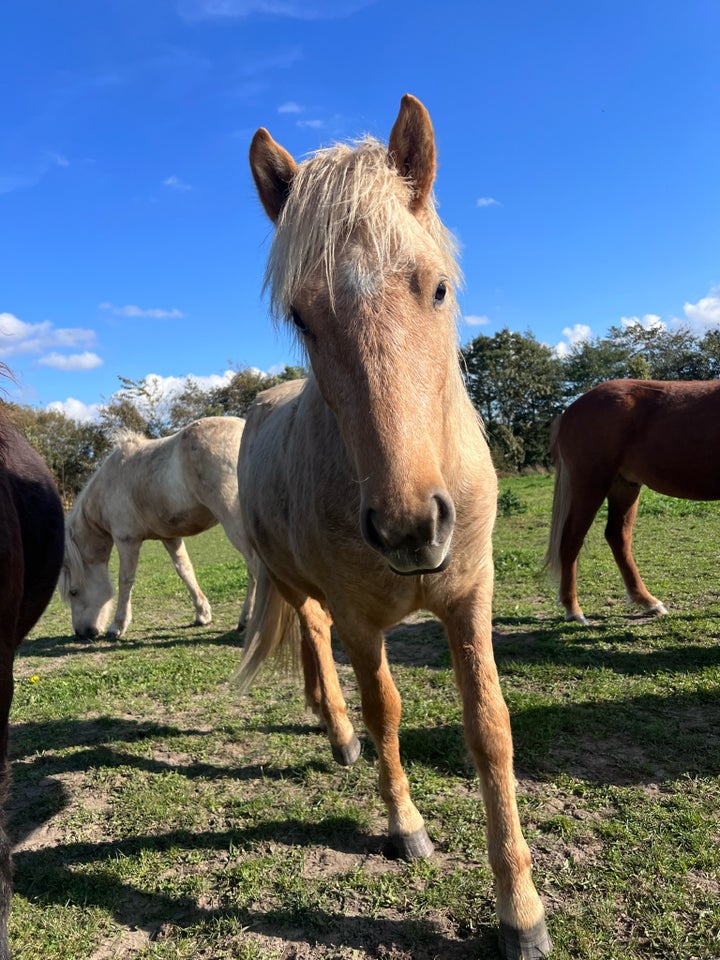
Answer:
[0,396,64,959]
[59,417,254,639]
[237,95,551,958]
[546,378,720,623]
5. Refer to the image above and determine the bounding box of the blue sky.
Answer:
[2,0,719,421]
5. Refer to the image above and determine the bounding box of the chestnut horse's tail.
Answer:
[544,416,570,580]
[233,565,301,694]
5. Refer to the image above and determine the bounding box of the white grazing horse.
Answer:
[59,417,254,639]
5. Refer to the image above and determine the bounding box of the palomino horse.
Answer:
[546,378,720,623]
[0,392,65,960]
[60,417,254,639]
[237,95,551,958]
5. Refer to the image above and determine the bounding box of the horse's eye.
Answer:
[290,308,308,334]
[433,282,447,307]
[69,589,78,598]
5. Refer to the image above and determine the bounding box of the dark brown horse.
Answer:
[546,378,720,623]
[237,95,551,958]
[0,391,65,959]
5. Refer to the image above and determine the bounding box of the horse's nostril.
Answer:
[361,508,385,552]
[433,491,456,539]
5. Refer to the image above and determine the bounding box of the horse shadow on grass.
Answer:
[18,625,245,660]
[8,714,499,958]
[11,828,499,959]
[6,678,719,957]
[492,613,720,677]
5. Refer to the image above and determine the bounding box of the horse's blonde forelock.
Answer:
[265,137,461,319]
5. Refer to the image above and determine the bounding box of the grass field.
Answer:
[8,474,720,959]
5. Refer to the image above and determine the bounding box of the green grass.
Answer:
[8,478,720,958]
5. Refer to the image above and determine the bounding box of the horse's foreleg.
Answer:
[605,482,667,616]
[109,539,143,637]
[296,599,359,765]
[162,538,212,626]
[335,620,432,859]
[443,592,551,960]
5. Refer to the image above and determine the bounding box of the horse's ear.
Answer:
[249,128,298,223]
[388,94,437,213]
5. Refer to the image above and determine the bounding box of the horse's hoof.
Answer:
[646,602,668,616]
[387,827,434,860]
[106,628,123,640]
[331,735,361,766]
[498,918,553,959]
[564,612,588,625]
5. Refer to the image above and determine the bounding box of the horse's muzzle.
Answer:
[361,490,455,575]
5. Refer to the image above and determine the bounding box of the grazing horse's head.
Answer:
[59,527,114,639]
[249,95,463,574]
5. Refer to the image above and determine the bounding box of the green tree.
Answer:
[209,364,306,417]
[462,329,565,471]
[5,404,109,503]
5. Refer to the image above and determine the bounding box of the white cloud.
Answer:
[0,174,39,195]
[297,119,324,129]
[39,351,103,371]
[683,288,720,327]
[476,197,500,208]
[553,323,593,358]
[178,0,376,21]
[0,152,69,195]
[163,175,192,192]
[620,313,666,332]
[99,302,185,319]
[116,370,237,415]
[0,311,97,359]
[278,101,303,114]
[463,314,490,327]
[47,398,103,423]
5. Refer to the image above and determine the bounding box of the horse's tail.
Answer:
[544,415,570,581]
[232,565,301,694]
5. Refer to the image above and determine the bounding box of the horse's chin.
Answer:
[387,548,452,577]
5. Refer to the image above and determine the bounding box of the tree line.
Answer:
[4,322,720,501]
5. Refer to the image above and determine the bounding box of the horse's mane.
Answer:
[111,428,149,449]
[265,137,462,321]
[58,531,84,603]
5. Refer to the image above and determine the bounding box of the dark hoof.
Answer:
[331,735,361,766]
[498,919,552,959]
[387,828,434,860]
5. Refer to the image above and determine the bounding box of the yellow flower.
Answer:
[29,675,40,684]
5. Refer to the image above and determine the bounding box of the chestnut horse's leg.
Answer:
[162,537,213,627]
[333,616,433,858]
[442,594,552,960]
[296,599,360,766]
[558,489,608,625]
[605,479,667,616]
[107,538,142,638]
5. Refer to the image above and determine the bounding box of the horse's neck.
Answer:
[70,487,114,561]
